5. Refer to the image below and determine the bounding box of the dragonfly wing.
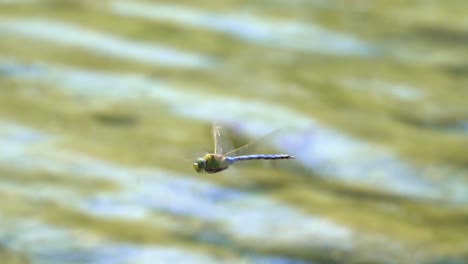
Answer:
[213,123,234,155]
[224,129,284,157]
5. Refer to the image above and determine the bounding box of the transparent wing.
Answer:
[224,129,284,157]
[213,123,234,155]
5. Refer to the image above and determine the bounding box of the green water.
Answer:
[0,1,467,263]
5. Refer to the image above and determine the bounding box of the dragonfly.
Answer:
[193,124,295,173]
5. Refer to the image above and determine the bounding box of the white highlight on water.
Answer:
[1,60,467,202]
[0,19,215,69]
[111,1,376,56]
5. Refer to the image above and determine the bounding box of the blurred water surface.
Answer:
[0,1,467,263]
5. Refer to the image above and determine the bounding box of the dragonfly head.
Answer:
[193,158,207,173]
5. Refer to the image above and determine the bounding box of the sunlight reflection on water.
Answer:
[0,218,239,264]
[0,121,354,252]
[1,60,466,202]
[0,19,215,69]
[112,1,376,57]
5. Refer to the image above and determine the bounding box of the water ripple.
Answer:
[340,78,425,101]
[2,60,466,202]
[111,1,377,56]
[0,19,215,69]
[0,121,354,251]
[0,218,236,264]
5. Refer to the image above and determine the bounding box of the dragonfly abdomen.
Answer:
[227,154,294,164]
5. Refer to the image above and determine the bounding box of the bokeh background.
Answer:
[1,0,468,263]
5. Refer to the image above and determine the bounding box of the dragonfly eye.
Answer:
[193,158,206,173]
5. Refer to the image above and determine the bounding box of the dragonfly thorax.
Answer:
[193,153,230,174]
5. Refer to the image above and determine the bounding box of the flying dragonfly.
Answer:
[193,124,295,173]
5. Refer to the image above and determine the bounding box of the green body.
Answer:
[193,154,230,174]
